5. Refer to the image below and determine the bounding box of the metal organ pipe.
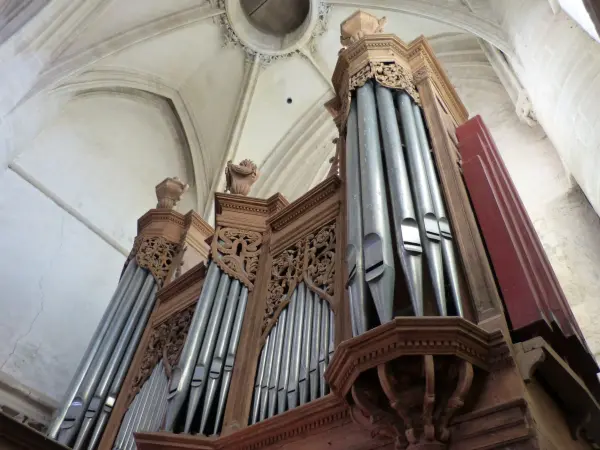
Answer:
[356,81,396,325]
[344,82,468,330]
[163,262,221,432]
[375,83,424,316]
[110,262,250,442]
[73,277,157,450]
[58,266,151,446]
[48,261,137,440]
[345,98,369,336]
[287,282,306,410]
[277,290,297,414]
[251,285,334,424]
[87,278,158,450]
[251,336,269,425]
[412,104,464,317]
[214,286,249,434]
[199,279,242,435]
[309,298,322,402]
[397,91,447,317]
[184,273,232,433]
[259,322,277,421]
[268,308,287,418]
[298,289,315,405]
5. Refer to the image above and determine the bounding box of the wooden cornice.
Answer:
[325,317,509,398]
[214,192,289,232]
[408,35,468,124]
[268,175,341,231]
[155,262,206,321]
[326,32,468,130]
[136,209,187,244]
[184,211,214,239]
[135,395,355,450]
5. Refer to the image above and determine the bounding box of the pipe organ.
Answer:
[35,10,600,450]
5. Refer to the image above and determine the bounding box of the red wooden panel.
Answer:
[456,116,589,348]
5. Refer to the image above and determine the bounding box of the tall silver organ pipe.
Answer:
[48,261,137,439]
[345,98,369,335]
[128,261,250,436]
[345,81,465,331]
[356,82,396,325]
[397,91,447,317]
[375,83,424,317]
[412,104,464,317]
[55,262,157,448]
[163,262,221,432]
[251,285,335,424]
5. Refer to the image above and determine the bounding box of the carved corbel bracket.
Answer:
[325,317,509,449]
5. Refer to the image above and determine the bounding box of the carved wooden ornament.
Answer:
[129,303,196,403]
[155,177,188,209]
[128,236,181,286]
[263,222,336,333]
[225,159,259,196]
[211,227,262,291]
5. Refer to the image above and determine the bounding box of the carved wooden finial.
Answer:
[155,177,188,210]
[225,159,259,196]
[340,10,387,47]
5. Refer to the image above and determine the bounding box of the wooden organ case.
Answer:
[31,10,600,450]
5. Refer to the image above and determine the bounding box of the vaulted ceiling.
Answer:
[3,0,514,219]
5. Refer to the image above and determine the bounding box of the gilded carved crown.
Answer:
[340,10,387,47]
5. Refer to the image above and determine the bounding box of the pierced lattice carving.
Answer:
[304,223,336,300]
[211,227,262,291]
[263,222,336,333]
[129,304,196,403]
[129,236,180,286]
[264,244,305,332]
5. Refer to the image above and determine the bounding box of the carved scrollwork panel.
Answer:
[304,223,336,301]
[211,227,263,291]
[129,304,195,403]
[129,236,181,286]
[262,222,337,333]
[262,242,304,333]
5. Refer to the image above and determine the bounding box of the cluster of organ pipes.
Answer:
[161,261,248,436]
[346,80,464,335]
[251,283,335,424]
[48,260,158,449]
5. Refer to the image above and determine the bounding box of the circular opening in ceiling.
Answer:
[240,0,310,36]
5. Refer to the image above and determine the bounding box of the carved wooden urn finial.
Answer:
[225,159,259,196]
[340,10,387,47]
[155,177,188,210]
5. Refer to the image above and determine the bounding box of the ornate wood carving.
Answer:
[211,227,262,291]
[129,303,196,402]
[262,222,336,333]
[128,236,181,286]
[304,223,336,300]
[155,177,188,210]
[225,159,259,196]
[340,10,387,47]
[264,244,304,331]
